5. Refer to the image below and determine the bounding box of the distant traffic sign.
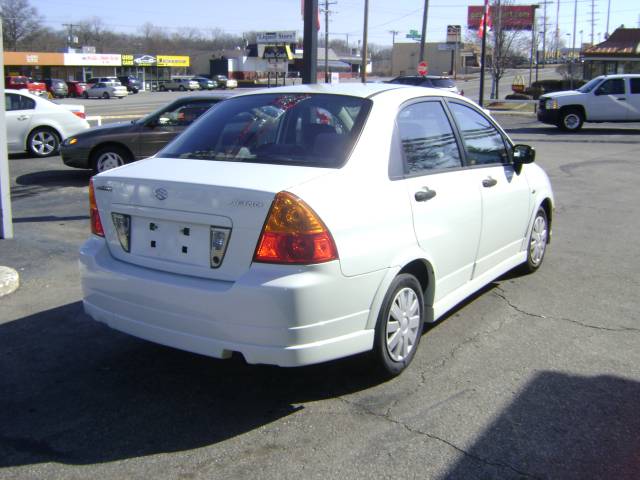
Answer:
[417,61,428,76]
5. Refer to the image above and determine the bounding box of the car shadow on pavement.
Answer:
[15,169,91,189]
[0,302,389,467]
[442,371,640,479]
[506,126,640,136]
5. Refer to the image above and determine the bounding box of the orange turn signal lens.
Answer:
[254,192,338,264]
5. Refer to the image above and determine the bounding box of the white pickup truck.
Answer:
[537,74,640,131]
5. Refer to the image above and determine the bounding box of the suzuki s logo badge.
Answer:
[154,188,168,200]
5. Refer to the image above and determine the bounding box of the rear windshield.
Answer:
[160,93,372,168]
[430,78,455,88]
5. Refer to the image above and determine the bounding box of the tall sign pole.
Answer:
[0,23,15,239]
[478,0,488,106]
[361,0,369,83]
[419,0,430,62]
[303,0,319,84]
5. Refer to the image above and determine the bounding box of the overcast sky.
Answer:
[30,0,638,47]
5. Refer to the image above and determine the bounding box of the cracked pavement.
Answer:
[1,114,640,479]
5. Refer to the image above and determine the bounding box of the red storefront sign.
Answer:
[468,5,535,31]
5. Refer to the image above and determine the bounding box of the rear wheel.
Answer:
[373,274,424,377]
[178,85,186,91]
[82,91,88,99]
[159,84,166,91]
[102,92,110,99]
[91,145,131,174]
[559,108,584,131]
[27,128,60,157]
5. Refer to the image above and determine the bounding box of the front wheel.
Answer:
[91,146,131,174]
[102,92,110,99]
[373,274,424,377]
[27,128,60,157]
[82,91,89,99]
[559,108,584,131]
[521,207,548,273]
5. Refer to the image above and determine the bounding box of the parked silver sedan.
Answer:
[82,82,128,99]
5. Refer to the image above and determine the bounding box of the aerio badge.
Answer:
[154,188,168,200]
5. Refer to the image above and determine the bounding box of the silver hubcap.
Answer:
[564,113,580,129]
[31,131,57,155]
[96,152,124,172]
[386,287,421,362]
[529,214,548,266]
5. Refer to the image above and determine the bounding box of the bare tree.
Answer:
[0,0,43,50]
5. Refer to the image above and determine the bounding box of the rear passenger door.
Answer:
[447,101,531,279]
[627,77,640,121]
[4,92,35,152]
[396,99,482,303]
[589,78,628,121]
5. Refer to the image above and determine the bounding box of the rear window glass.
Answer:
[430,78,455,88]
[160,93,372,168]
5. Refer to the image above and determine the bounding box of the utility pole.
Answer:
[589,0,598,45]
[303,0,319,84]
[605,0,611,38]
[321,0,337,83]
[389,30,399,76]
[1,22,14,239]
[62,23,80,51]
[570,0,578,89]
[419,0,430,63]
[361,0,369,82]
[555,0,561,60]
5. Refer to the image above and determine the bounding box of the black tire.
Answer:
[91,145,132,174]
[521,207,549,274]
[558,108,584,131]
[27,127,60,157]
[373,273,424,377]
[102,92,110,99]
[82,91,88,99]
[178,85,186,91]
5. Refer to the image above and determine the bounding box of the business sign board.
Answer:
[447,25,461,43]
[467,5,535,30]
[262,45,293,61]
[64,53,121,66]
[157,55,190,67]
[406,29,421,40]
[122,54,158,67]
[256,31,297,44]
[3,52,64,65]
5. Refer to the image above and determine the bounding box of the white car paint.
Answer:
[81,83,554,371]
[4,90,90,155]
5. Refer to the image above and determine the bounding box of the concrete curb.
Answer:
[0,266,19,297]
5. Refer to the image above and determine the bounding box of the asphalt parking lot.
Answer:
[1,112,639,479]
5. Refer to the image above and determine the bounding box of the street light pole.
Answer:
[570,0,578,89]
[303,0,319,84]
[419,0,430,63]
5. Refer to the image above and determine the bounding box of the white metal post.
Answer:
[0,23,15,239]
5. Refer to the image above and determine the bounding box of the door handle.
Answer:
[414,188,437,202]
[617,97,626,101]
[17,115,29,121]
[482,177,498,188]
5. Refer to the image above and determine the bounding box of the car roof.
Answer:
[237,82,412,99]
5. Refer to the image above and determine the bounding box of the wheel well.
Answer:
[89,142,133,164]
[540,198,553,244]
[560,105,585,119]
[399,259,435,321]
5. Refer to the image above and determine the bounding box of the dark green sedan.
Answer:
[60,95,224,174]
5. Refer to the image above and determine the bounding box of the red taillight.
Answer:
[89,178,104,237]
[73,111,86,119]
[254,191,338,264]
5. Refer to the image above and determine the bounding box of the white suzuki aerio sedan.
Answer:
[81,83,553,376]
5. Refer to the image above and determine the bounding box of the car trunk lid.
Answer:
[92,157,331,281]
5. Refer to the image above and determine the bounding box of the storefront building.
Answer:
[3,51,191,89]
[583,28,640,79]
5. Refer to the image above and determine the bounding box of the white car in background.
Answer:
[4,90,90,157]
[83,82,128,99]
[82,84,554,376]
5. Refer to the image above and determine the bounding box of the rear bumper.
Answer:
[80,237,384,367]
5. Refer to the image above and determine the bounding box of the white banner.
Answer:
[64,53,121,66]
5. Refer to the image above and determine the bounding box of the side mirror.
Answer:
[594,87,606,96]
[512,144,535,174]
